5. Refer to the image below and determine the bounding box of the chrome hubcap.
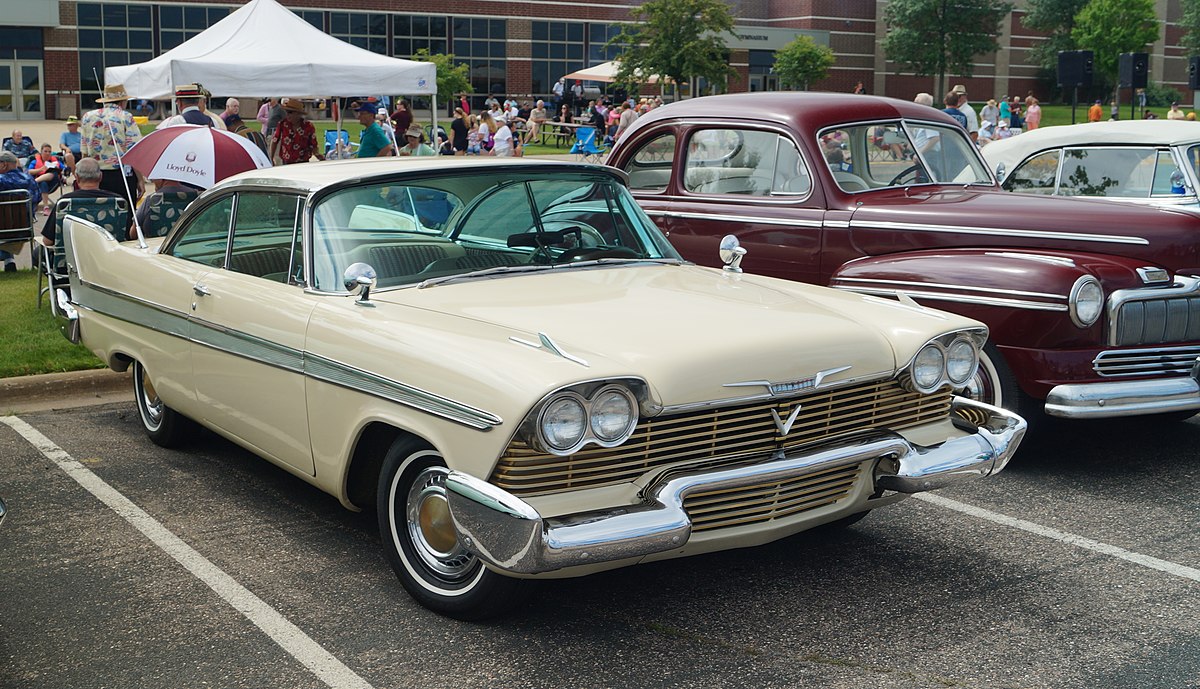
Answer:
[404,466,475,581]
[138,365,164,427]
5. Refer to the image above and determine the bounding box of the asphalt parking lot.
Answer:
[1,402,1197,689]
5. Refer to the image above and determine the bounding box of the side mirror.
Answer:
[994,162,1006,182]
[719,234,747,273]
[343,262,377,307]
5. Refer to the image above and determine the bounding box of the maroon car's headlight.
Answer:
[1070,276,1104,328]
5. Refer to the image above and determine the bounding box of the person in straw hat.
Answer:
[80,83,143,209]
[269,98,324,165]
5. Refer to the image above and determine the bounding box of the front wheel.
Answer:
[377,438,529,620]
[961,344,1042,429]
[133,360,190,447]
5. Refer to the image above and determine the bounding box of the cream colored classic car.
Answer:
[57,158,1025,619]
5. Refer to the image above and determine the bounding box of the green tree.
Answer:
[607,0,737,96]
[411,49,473,112]
[882,0,1014,95]
[773,36,835,90]
[1071,0,1159,83]
[1180,0,1200,56]
[1021,0,1089,73]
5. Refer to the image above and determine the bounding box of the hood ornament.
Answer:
[724,365,852,397]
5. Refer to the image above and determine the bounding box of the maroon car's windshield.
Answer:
[819,121,992,192]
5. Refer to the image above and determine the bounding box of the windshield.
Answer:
[818,121,992,193]
[309,170,679,291]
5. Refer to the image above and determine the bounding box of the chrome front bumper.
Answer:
[1045,375,1200,418]
[445,397,1025,576]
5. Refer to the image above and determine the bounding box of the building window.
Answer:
[296,11,324,31]
[452,18,506,98]
[393,15,448,58]
[158,5,229,52]
[330,12,388,55]
[588,23,621,64]
[77,2,165,102]
[530,21,585,97]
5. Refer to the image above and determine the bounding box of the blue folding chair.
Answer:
[323,129,358,159]
[568,127,606,164]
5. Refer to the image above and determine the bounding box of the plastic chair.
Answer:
[568,127,607,164]
[39,196,129,314]
[139,190,198,238]
[324,129,357,159]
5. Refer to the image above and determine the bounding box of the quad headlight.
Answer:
[903,330,984,394]
[534,384,639,455]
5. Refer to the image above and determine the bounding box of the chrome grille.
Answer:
[684,462,864,531]
[490,380,952,497]
[1093,345,1200,377]
[1111,295,1200,346]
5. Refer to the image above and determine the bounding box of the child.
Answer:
[465,116,483,156]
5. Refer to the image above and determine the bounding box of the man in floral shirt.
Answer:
[80,83,142,209]
[269,99,324,164]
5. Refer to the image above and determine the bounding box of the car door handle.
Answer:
[193,283,210,297]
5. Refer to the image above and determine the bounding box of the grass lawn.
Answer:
[0,267,103,378]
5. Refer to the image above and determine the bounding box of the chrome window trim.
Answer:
[72,279,502,430]
[1106,275,1200,346]
[678,123,816,204]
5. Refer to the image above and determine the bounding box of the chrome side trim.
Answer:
[655,210,823,228]
[832,284,1069,312]
[72,279,502,430]
[446,397,1024,575]
[849,219,1149,246]
[834,276,1065,301]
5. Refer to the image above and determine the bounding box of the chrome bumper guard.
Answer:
[445,397,1025,575]
[1045,374,1200,418]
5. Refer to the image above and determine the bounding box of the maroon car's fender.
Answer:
[829,248,1162,396]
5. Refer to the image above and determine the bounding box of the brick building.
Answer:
[0,0,1192,121]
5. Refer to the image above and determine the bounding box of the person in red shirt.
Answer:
[269,99,324,165]
[28,143,64,215]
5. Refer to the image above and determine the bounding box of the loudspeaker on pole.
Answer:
[1118,53,1149,89]
[1058,50,1094,89]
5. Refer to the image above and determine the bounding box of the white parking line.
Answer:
[916,493,1200,583]
[1,416,375,689]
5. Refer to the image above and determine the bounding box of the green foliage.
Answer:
[411,49,473,110]
[1182,0,1200,56]
[773,36,835,90]
[1071,0,1159,81]
[883,0,1014,93]
[607,0,737,93]
[1021,0,1089,72]
[1142,82,1183,107]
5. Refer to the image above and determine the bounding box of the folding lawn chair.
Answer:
[324,129,358,159]
[568,127,606,164]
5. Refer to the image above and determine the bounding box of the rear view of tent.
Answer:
[105,0,436,99]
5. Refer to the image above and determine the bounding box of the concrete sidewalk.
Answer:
[1,368,131,415]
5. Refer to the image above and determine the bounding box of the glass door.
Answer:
[0,61,44,120]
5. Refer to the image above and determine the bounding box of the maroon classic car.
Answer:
[608,92,1200,424]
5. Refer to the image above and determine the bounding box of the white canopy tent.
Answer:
[562,61,662,84]
[105,0,436,100]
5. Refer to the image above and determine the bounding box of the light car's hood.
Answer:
[368,263,975,406]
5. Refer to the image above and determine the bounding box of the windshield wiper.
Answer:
[417,264,557,288]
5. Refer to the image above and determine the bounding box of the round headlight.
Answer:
[590,388,636,442]
[1070,276,1104,328]
[912,344,946,391]
[540,395,587,451]
[945,338,978,386]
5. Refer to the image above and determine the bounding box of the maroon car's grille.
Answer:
[1112,296,1200,347]
[490,379,952,497]
[1093,345,1200,377]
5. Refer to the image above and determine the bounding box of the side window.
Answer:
[228,193,303,283]
[683,129,799,197]
[1004,150,1060,194]
[623,132,676,192]
[168,195,233,267]
[1150,150,1184,197]
[1059,148,1154,197]
[455,184,536,244]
